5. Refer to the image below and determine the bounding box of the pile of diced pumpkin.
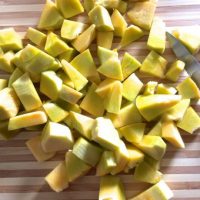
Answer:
[0,0,200,199]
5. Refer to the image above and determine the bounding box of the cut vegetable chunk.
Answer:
[143,81,158,95]
[72,24,96,52]
[92,117,121,151]
[8,68,23,87]
[96,151,117,176]
[122,73,143,101]
[72,137,103,166]
[156,83,177,95]
[8,111,47,130]
[136,94,181,121]
[13,73,42,111]
[38,0,64,30]
[0,79,8,91]
[147,17,166,54]
[99,176,126,200]
[65,151,91,182]
[127,1,157,30]
[59,84,83,104]
[56,0,84,19]
[177,77,200,99]
[88,5,114,31]
[177,107,200,134]
[26,27,46,47]
[129,180,173,200]
[40,71,62,100]
[140,51,167,79]
[41,122,74,153]
[0,28,23,51]
[97,31,113,49]
[70,111,95,140]
[120,25,144,48]
[121,53,141,80]
[0,51,15,73]
[134,135,166,160]
[0,88,20,120]
[165,60,185,82]
[80,84,104,117]
[45,161,69,192]
[43,102,68,123]
[26,135,55,162]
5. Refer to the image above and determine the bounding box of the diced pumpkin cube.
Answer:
[88,5,114,31]
[124,145,144,172]
[72,24,96,52]
[177,77,200,99]
[41,122,74,153]
[40,71,63,100]
[136,94,181,121]
[70,111,95,140]
[98,46,118,64]
[0,120,19,140]
[45,161,69,192]
[127,1,157,30]
[70,49,100,83]
[8,111,47,130]
[58,48,77,62]
[129,180,173,200]
[177,107,200,134]
[43,102,68,122]
[45,32,71,57]
[38,0,64,30]
[173,28,200,54]
[111,9,127,37]
[65,151,91,182]
[57,70,75,88]
[164,99,190,121]
[107,102,143,128]
[56,0,84,18]
[104,81,122,114]
[26,135,55,162]
[11,50,23,69]
[156,83,177,95]
[13,73,42,111]
[0,28,23,51]
[0,51,15,73]
[162,121,185,148]
[96,151,117,176]
[98,57,123,81]
[0,88,20,120]
[95,79,117,98]
[140,51,167,79]
[97,31,113,49]
[134,135,166,160]
[120,25,144,48]
[83,0,95,13]
[165,60,185,82]
[0,79,8,91]
[80,84,104,117]
[61,20,87,40]
[147,17,166,54]
[121,52,141,80]
[122,73,143,101]
[147,120,162,136]
[95,0,120,9]
[59,84,83,104]
[20,44,57,74]
[119,123,146,144]
[143,81,158,95]
[72,137,103,167]
[99,176,126,200]
[26,27,46,47]
[8,68,23,87]
[62,60,88,91]
[92,117,121,151]
[111,140,129,174]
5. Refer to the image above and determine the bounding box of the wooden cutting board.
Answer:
[0,0,200,199]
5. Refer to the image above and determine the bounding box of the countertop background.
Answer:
[0,0,200,199]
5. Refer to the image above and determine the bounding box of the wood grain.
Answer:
[0,0,200,199]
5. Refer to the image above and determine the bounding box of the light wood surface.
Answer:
[0,0,200,199]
